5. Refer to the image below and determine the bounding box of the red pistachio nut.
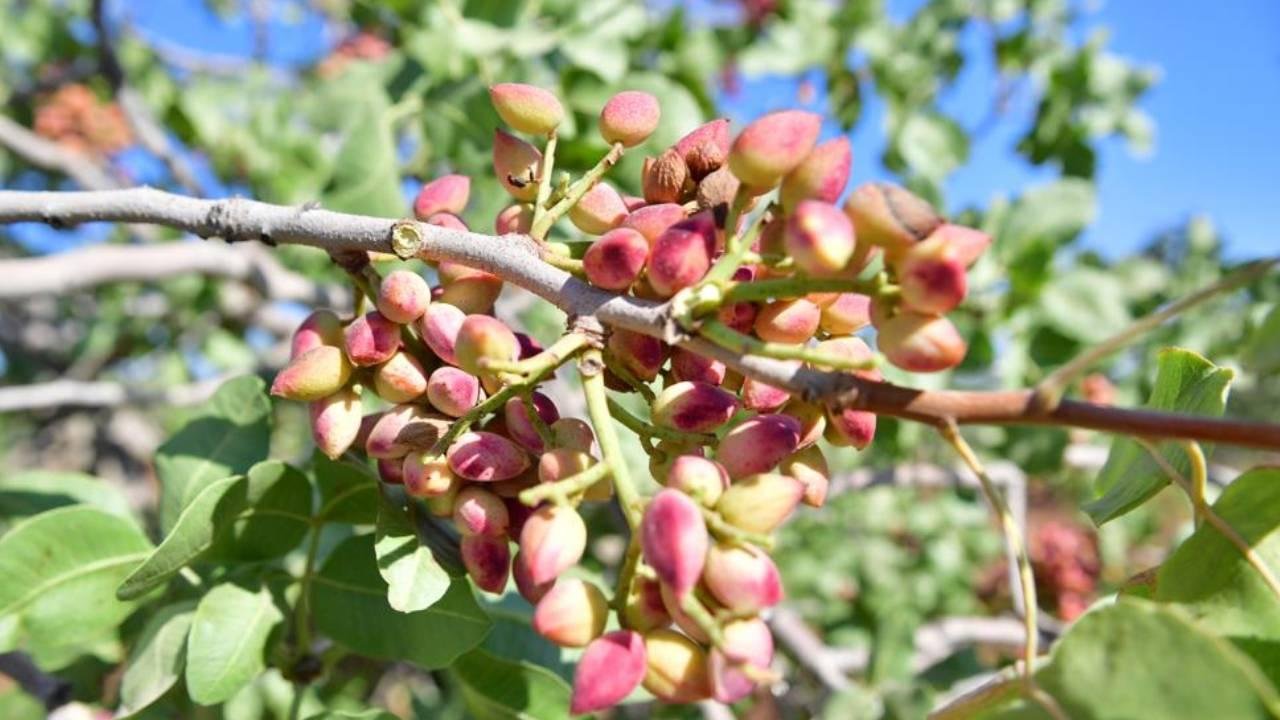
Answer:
[658,582,712,643]
[925,223,991,267]
[424,212,468,231]
[453,486,510,537]
[648,439,704,483]
[504,392,560,453]
[650,381,739,433]
[309,387,362,460]
[779,136,852,211]
[533,578,609,648]
[489,83,563,135]
[781,398,827,450]
[622,202,686,247]
[728,110,822,189]
[519,504,587,585]
[820,292,872,335]
[271,345,352,401]
[641,489,710,596]
[376,270,431,324]
[643,629,712,704]
[460,533,511,594]
[402,451,457,498]
[670,346,727,385]
[447,431,531,482]
[413,174,471,219]
[376,457,405,485]
[494,203,535,234]
[877,311,967,372]
[493,129,543,201]
[417,302,466,366]
[425,366,480,417]
[785,200,855,276]
[716,473,805,533]
[643,148,690,204]
[600,90,661,147]
[781,444,831,507]
[571,630,648,715]
[843,181,943,258]
[715,414,803,479]
[622,576,672,633]
[290,309,343,359]
[365,404,439,459]
[453,314,519,377]
[513,549,553,603]
[709,617,774,703]
[343,311,402,367]
[703,542,782,614]
[436,261,503,315]
[665,455,730,507]
[606,327,667,382]
[754,297,821,345]
[569,181,629,235]
[550,417,595,453]
[537,447,594,484]
[372,351,428,404]
[895,232,969,315]
[648,212,716,297]
[741,373,792,413]
[584,227,649,291]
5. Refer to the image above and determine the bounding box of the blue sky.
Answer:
[11,0,1280,259]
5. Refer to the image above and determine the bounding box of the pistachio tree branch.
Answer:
[0,375,230,413]
[2,187,1278,450]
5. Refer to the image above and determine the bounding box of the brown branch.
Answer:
[0,187,1277,450]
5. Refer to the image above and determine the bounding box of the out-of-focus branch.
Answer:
[0,115,119,191]
[1,188,1278,451]
[0,375,230,413]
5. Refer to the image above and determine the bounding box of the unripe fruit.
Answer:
[571,630,647,715]
[716,414,802,479]
[424,212,468,231]
[454,314,519,376]
[741,374,792,413]
[504,392,560,453]
[925,223,991,267]
[648,439,703,483]
[413,174,470,220]
[779,136,852,210]
[623,202,686,246]
[648,213,716,297]
[674,118,731,175]
[622,576,672,633]
[785,200,855,276]
[641,489,709,595]
[651,381,738,433]
[453,486,509,537]
[877,312,966,372]
[417,302,466,366]
[825,405,877,450]
[402,452,456,498]
[519,504,587,585]
[271,345,352,401]
[447,431,530,481]
[344,311,402,367]
[606,327,666,382]
[584,227,648,291]
[703,543,782,614]
[658,582,712,643]
[670,346,727,385]
[709,618,774,703]
[600,90,661,147]
[493,129,543,201]
[754,298,820,345]
[896,233,969,315]
[377,457,405,485]
[643,629,712,703]
[643,148,689,204]
[460,533,511,594]
[537,447,594,484]
[549,417,595,453]
[512,550,553,603]
[781,444,830,507]
[533,578,609,648]
[716,473,805,533]
[666,455,729,507]
[781,398,827,449]
[489,83,563,135]
[309,387,362,459]
[494,203,534,234]
[569,181,629,235]
[820,292,872,335]
[843,182,943,257]
[728,110,821,189]
[365,405,445,459]
[435,262,503,315]
[291,309,343,359]
[372,351,428,403]
[718,296,759,335]
[375,270,431,324]
[425,366,480,417]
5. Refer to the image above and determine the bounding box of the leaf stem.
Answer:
[580,348,643,528]
[721,275,880,304]
[607,397,715,445]
[531,142,624,239]
[529,131,559,242]
[699,319,879,371]
[519,461,611,507]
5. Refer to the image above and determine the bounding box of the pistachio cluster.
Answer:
[271,81,991,714]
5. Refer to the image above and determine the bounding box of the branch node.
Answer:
[568,315,605,348]
[391,220,424,259]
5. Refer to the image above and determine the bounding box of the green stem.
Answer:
[722,275,880,303]
[292,520,324,661]
[699,319,878,371]
[601,349,656,402]
[701,506,775,551]
[531,142,625,239]
[680,593,725,647]
[700,191,762,287]
[483,332,589,378]
[529,131,559,241]
[607,398,716,445]
[521,392,556,449]
[611,536,643,612]
[519,461,611,507]
[581,348,643,528]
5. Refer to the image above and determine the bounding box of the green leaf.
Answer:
[157,376,271,532]
[207,461,312,562]
[311,535,491,668]
[0,506,152,656]
[0,470,133,520]
[453,648,573,720]
[304,711,399,720]
[996,180,1096,293]
[375,490,450,613]
[985,599,1280,719]
[119,601,197,717]
[1036,266,1133,343]
[1244,304,1280,374]
[185,583,284,706]
[1085,348,1233,524]
[897,112,969,183]
[312,453,378,525]
[1157,466,1280,681]
[561,34,627,82]
[321,74,405,218]
[480,592,574,683]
